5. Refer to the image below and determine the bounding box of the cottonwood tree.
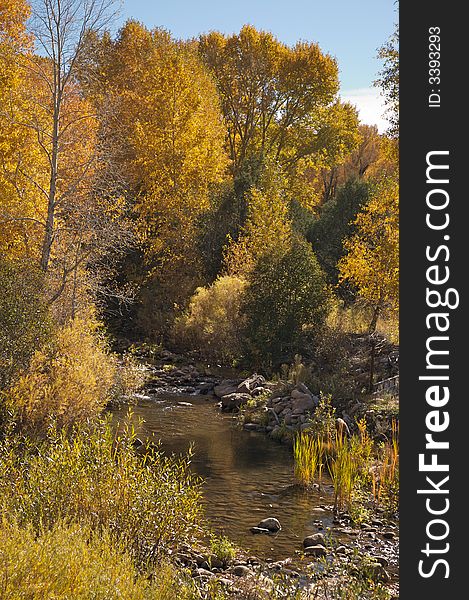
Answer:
[199,26,360,185]
[338,178,399,332]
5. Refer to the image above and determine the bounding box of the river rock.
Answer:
[221,393,251,411]
[367,563,391,583]
[291,395,317,413]
[214,381,240,398]
[231,565,252,577]
[256,517,281,532]
[304,544,327,557]
[382,530,396,539]
[250,527,270,534]
[291,388,312,400]
[237,374,266,395]
[303,533,326,548]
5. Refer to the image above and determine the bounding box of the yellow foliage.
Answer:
[7,315,117,430]
[338,177,399,329]
[224,184,292,277]
[0,520,176,600]
[101,22,228,264]
[174,275,247,361]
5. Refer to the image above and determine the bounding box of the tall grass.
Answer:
[293,416,397,516]
[0,415,203,566]
[293,432,322,486]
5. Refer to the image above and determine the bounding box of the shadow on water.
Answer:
[112,393,336,560]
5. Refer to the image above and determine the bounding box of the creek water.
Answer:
[112,393,337,561]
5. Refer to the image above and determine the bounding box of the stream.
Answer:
[112,392,337,561]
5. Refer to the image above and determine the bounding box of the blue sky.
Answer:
[117,1,397,131]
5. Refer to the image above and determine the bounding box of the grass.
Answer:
[293,432,322,487]
[372,420,399,512]
[293,415,398,516]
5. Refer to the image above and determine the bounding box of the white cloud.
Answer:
[341,88,389,134]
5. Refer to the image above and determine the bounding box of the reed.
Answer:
[293,432,322,487]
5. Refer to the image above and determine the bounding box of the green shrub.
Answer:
[243,237,331,368]
[0,416,203,566]
[0,258,50,389]
[173,275,247,363]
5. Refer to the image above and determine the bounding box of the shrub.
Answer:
[0,416,203,566]
[0,258,50,389]
[0,520,191,599]
[6,314,117,431]
[173,275,247,363]
[243,237,331,368]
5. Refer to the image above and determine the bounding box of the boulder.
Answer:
[291,395,317,413]
[256,517,281,532]
[237,374,266,395]
[303,533,326,548]
[230,565,252,577]
[214,380,240,398]
[291,388,312,400]
[221,393,251,412]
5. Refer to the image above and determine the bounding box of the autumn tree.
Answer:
[199,26,359,185]
[308,178,370,290]
[338,178,399,331]
[77,22,229,335]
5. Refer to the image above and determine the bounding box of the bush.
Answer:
[0,258,50,389]
[6,314,118,431]
[173,276,247,363]
[0,520,190,599]
[0,416,203,566]
[243,237,331,367]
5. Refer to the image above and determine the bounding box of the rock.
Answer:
[335,545,347,554]
[208,555,224,569]
[291,388,312,400]
[250,527,270,535]
[374,556,389,568]
[231,565,252,577]
[303,533,326,548]
[252,386,269,397]
[291,396,317,413]
[304,544,327,557]
[214,380,240,398]
[221,393,251,411]
[256,518,281,532]
[296,382,314,396]
[237,374,266,395]
[177,401,193,407]
[244,423,262,431]
[382,530,396,539]
[194,568,215,579]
